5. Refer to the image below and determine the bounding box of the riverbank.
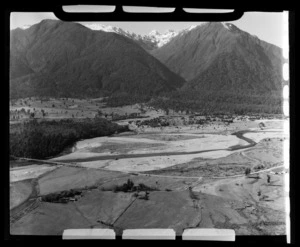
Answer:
[9,118,129,162]
[10,118,287,236]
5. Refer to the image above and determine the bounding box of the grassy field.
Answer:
[10,180,33,210]
[9,99,288,236]
[10,172,286,236]
[10,97,146,120]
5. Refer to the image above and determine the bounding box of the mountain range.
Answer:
[10,20,284,113]
[10,20,185,99]
[20,22,203,51]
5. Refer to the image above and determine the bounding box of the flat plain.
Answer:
[9,98,288,236]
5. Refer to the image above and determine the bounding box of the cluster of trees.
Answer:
[101,87,282,115]
[97,110,146,121]
[147,89,283,115]
[10,118,129,159]
[113,179,157,193]
[41,189,82,203]
[136,117,169,128]
[10,108,47,121]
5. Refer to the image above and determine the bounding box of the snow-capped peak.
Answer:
[188,25,197,31]
[83,23,115,32]
[81,23,208,49]
[149,30,161,36]
[147,29,179,47]
[82,23,135,38]
[19,24,32,30]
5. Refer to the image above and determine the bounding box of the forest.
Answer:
[9,118,129,160]
[101,89,282,115]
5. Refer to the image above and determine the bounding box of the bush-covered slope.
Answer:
[10,20,185,99]
[151,22,284,114]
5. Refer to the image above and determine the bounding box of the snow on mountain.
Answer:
[147,29,179,47]
[81,22,208,49]
[82,23,144,41]
[83,23,114,31]
[147,23,208,47]
[82,23,131,36]
[149,30,161,36]
[19,24,32,30]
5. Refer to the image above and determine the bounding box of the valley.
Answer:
[9,98,288,236]
[9,18,289,239]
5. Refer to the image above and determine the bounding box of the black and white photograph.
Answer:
[8,6,291,241]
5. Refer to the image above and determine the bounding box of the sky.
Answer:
[10,7,286,48]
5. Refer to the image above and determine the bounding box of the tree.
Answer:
[267,174,271,183]
[126,179,134,191]
[259,122,265,130]
[245,167,251,176]
[144,191,149,200]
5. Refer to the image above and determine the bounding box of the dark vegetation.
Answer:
[253,164,265,171]
[151,22,283,114]
[41,189,82,203]
[148,90,282,115]
[136,117,170,128]
[245,167,252,176]
[97,109,148,121]
[10,20,284,114]
[101,86,282,115]
[153,22,283,89]
[10,20,184,100]
[113,179,158,193]
[9,118,129,159]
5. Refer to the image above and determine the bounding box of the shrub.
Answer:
[254,164,265,171]
[113,180,157,193]
[114,179,135,192]
[41,189,82,203]
[245,167,251,176]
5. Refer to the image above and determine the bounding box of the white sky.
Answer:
[10,9,286,48]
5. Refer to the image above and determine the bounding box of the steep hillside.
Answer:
[10,20,185,99]
[150,22,284,114]
[152,22,283,82]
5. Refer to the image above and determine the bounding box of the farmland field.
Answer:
[9,98,289,237]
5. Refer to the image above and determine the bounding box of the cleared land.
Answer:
[10,180,33,210]
[9,100,288,236]
[38,166,127,195]
[10,165,58,183]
